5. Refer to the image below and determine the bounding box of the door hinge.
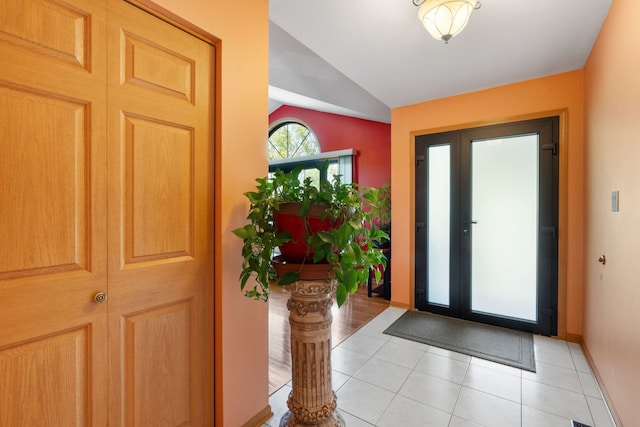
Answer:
[415,222,425,232]
[542,142,558,155]
[415,154,426,165]
[540,226,556,239]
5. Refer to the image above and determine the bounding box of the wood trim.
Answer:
[580,343,623,427]
[242,405,273,427]
[565,332,582,344]
[125,0,221,46]
[408,109,569,339]
[213,35,224,427]
[390,301,411,310]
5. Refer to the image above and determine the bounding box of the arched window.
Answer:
[268,119,353,185]
[268,121,320,160]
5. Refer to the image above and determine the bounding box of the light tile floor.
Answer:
[264,307,616,427]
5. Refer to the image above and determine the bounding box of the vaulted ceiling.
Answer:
[269,0,612,123]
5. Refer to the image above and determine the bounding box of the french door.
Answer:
[415,117,558,336]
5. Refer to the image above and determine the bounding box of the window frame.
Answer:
[268,119,321,161]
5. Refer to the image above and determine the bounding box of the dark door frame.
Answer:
[415,116,559,336]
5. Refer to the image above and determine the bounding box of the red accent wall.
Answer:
[269,105,391,188]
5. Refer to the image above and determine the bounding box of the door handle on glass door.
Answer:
[463,220,477,235]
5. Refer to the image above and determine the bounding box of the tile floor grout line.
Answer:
[449,360,471,426]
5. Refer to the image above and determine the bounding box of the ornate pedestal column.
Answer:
[279,279,345,427]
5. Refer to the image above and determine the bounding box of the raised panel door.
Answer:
[106,1,215,425]
[0,0,108,425]
[0,1,215,425]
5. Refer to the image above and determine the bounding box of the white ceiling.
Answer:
[269,0,612,124]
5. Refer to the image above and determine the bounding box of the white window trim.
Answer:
[268,149,354,184]
[268,149,354,167]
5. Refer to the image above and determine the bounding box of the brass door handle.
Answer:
[94,292,108,304]
[598,255,606,265]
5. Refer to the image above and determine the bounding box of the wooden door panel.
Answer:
[122,33,195,101]
[107,1,214,425]
[123,114,194,264]
[0,85,89,278]
[123,300,194,426]
[0,327,91,426]
[0,1,108,425]
[0,0,92,69]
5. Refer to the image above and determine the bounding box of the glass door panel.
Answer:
[428,145,450,306]
[470,135,538,321]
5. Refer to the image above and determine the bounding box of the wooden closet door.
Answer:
[1,1,215,425]
[0,0,109,425]
[106,1,215,425]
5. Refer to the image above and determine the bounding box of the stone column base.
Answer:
[279,407,345,427]
[279,279,345,426]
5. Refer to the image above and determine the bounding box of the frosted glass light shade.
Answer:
[418,0,477,42]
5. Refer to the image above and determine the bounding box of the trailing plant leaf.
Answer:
[343,269,358,294]
[348,219,362,230]
[232,226,251,239]
[336,284,347,308]
[278,271,300,285]
[374,268,382,284]
[312,244,330,263]
[314,231,335,244]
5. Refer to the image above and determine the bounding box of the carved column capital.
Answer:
[285,279,337,296]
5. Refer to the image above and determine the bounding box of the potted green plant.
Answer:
[232,163,388,307]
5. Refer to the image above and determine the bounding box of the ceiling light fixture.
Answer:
[413,0,481,43]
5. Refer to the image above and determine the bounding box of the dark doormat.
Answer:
[383,311,536,372]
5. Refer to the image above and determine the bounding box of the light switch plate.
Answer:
[611,190,619,212]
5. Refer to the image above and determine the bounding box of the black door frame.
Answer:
[415,117,559,336]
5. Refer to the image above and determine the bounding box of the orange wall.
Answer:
[583,0,640,424]
[151,1,270,426]
[390,71,585,337]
